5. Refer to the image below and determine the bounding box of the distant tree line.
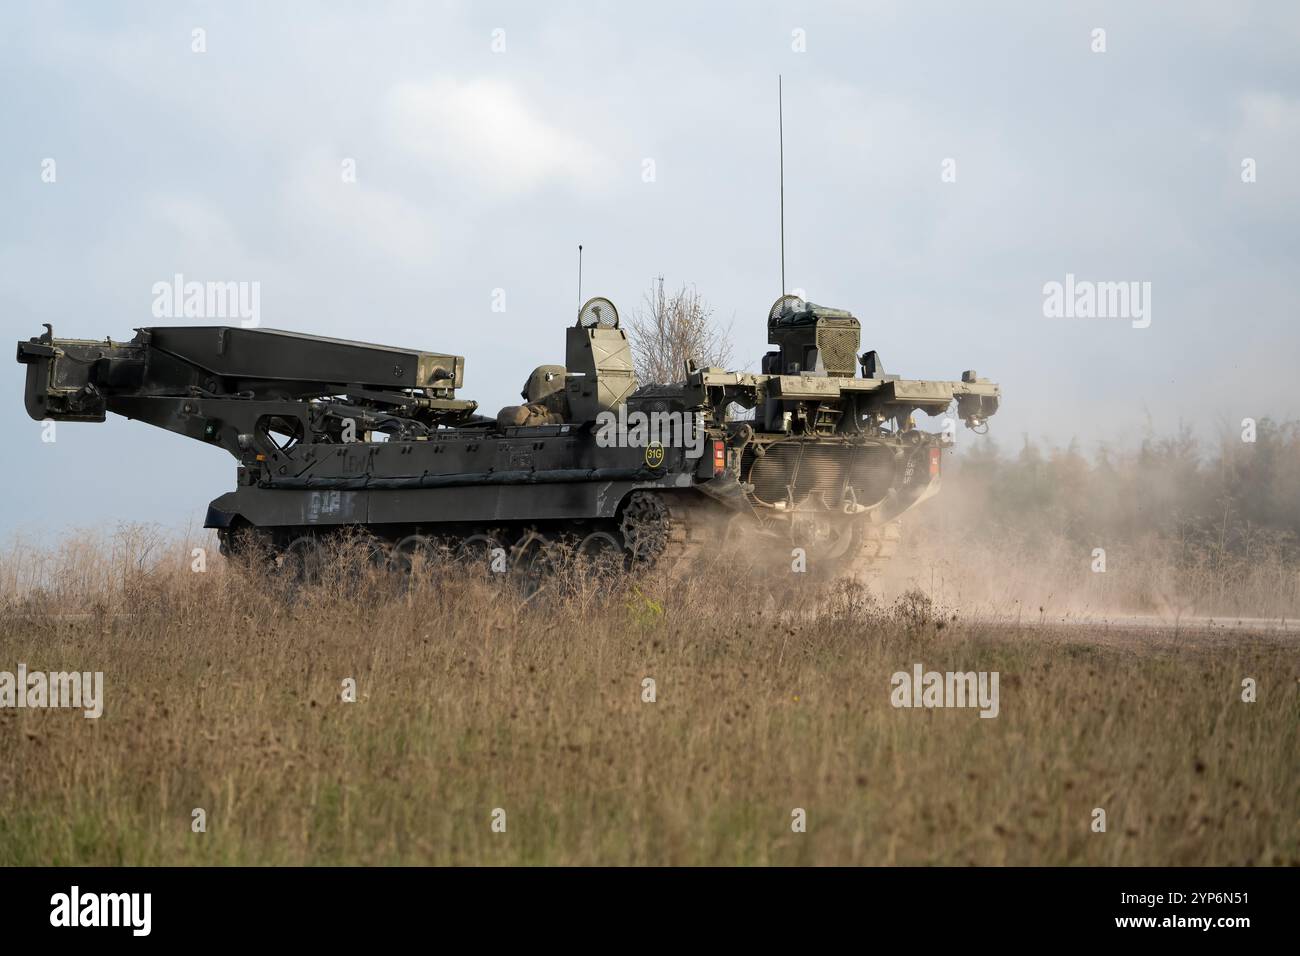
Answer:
[942,419,1300,562]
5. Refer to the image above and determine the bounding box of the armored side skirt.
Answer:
[204,473,698,531]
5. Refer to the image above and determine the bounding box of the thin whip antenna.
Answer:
[577,244,583,306]
[779,75,785,297]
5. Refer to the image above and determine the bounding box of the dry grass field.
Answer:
[0,527,1295,866]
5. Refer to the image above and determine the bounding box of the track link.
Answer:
[849,519,903,578]
[619,489,728,575]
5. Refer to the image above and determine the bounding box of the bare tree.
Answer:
[627,277,733,385]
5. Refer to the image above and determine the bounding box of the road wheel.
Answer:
[577,530,627,577]
[280,535,325,584]
[510,531,557,597]
[456,534,505,577]
[391,534,439,575]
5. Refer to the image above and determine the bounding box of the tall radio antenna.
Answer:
[577,244,584,306]
[778,75,786,297]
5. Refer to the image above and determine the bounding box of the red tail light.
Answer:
[929,447,941,478]
[713,440,727,477]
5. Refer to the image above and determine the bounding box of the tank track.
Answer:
[218,491,900,584]
[849,519,903,578]
[618,489,724,573]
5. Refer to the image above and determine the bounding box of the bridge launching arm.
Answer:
[16,324,478,460]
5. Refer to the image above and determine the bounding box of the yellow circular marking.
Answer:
[645,441,665,469]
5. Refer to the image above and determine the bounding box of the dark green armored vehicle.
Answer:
[16,295,999,579]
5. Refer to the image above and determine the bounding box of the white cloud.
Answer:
[282,152,438,269]
[386,77,610,196]
[1233,92,1300,204]
[146,195,245,253]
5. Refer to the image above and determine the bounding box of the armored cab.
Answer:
[17,293,999,579]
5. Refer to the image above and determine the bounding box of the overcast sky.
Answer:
[2,1,1298,540]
